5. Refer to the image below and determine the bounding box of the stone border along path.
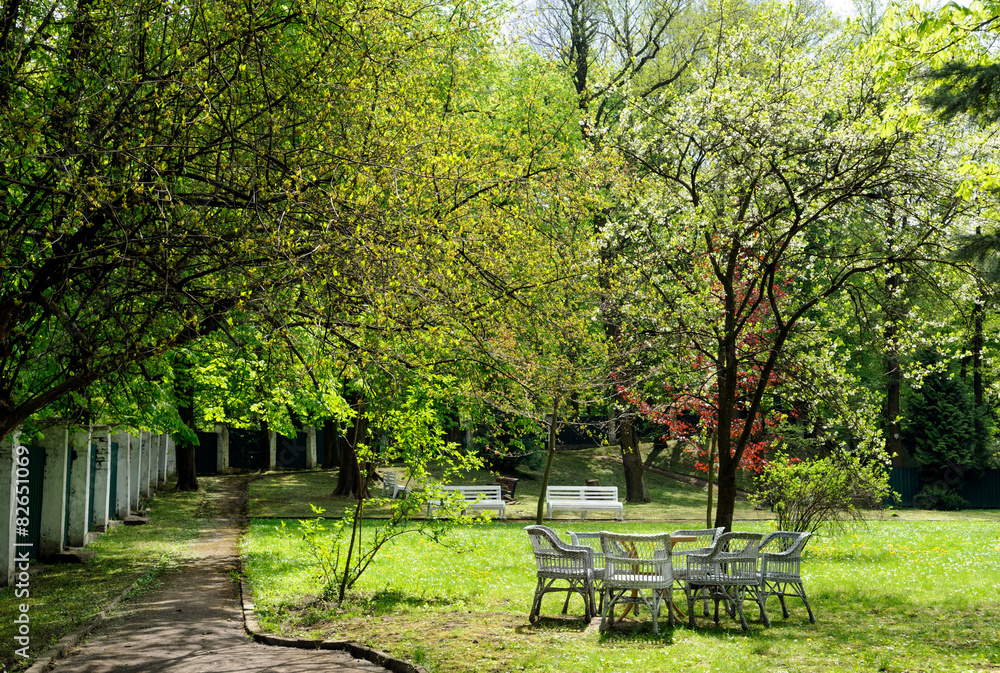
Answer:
[37,476,426,673]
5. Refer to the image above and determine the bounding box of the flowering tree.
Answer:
[600,1,985,530]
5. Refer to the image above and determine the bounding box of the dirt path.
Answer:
[46,478,390,673]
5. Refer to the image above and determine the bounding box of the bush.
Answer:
[751,453,892,534]
[471,413,546,474]
[914,483,968,511]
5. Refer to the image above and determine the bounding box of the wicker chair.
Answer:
[759,531,815,623]
[670,527,725,615]
[568,531,606,613]
[525,525,596,623]
[684,531,766,631]
[599,532,674,634]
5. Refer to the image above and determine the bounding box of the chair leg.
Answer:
[733,587,749,632]
[795,582,816,623]
[664,587,674,628]
[778,592,789,619]
[749,585,770,627]
[529,578,546,623]
[600,588,615,632]
[686,585,698,628]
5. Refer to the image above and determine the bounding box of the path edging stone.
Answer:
[238,576,428,673]
[25,573,147,673]
[238,476,426,673]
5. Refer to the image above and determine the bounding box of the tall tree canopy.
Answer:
[603,0,983,529]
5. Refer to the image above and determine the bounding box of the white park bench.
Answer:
[426,485,506,519]
[546,486,623,520]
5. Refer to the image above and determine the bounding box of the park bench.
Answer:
[426,485,506,519]
[546,486,623,520]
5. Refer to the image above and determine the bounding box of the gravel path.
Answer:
[47,478,390,673]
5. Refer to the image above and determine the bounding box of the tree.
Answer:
[602,2,980,530]
[903,351,994,502]
[2,0,589,470]
[521,0,708,502]
[0,0,384,439]
[623,263,795,522]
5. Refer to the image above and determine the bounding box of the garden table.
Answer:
[616,534,697,620]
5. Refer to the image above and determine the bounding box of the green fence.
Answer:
[889,466,1000,508]
[18,445,45,560]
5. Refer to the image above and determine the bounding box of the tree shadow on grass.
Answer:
[514,616,593,634]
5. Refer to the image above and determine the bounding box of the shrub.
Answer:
[751,453,892,534]
[472,413,546,473]
[286,497,452,602]
[914,483,968,511]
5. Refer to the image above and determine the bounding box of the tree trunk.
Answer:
[258,419,270,472]
[884,266,903,465]
[669,441,683,467]
[535,397,561,525]
[644,433,668,468]
[973,295,984,408]
[713,449,737,532]
[338,493,365,602]
[713,339,738,531]
[333,395,369,498]
[322,418,338,469]
[705,432,716,529]
[174,355,199,492]
[442,406,463,447]
[618,411,650,503]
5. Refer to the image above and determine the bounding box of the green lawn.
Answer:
[242,458,1000,673]
[243,518,1000,672]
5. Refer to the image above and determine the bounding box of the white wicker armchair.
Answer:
[599,532,674,634]
[525,525,596,623]
[759,531,815,623]
[671,527,725,616]
[567,531,606,613]
[684,531,766,631]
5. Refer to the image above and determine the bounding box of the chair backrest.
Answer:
[567,531,605,569]
[547,486,619,502]
[669,527,725,571]
[599,532,673,583]
[525,525,592,574]
[442,485,502,501]
[760,531,811,579]
[693,532,762,564]
[685,532,762,581]
[760,531,811,556]
[670,527,725,554]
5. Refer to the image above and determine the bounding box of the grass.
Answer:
[242,450,1000,673]
[0,477,215,671]
[244,518,1000,673]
